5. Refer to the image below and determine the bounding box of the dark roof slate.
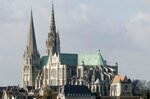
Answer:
[62,85,94,96]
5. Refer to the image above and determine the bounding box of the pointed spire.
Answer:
[50,1,56,33]
[27,10,37,52]
[46,1,60,56]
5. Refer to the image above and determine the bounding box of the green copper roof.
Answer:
[60,53,78,67]
[40,53,105,68]
[59,53,105,66]
[40,56,48,68]
[78,53,105,66]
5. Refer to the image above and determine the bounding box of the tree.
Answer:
[132,79,147,96]
[146,81,150,90]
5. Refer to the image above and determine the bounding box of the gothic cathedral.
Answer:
[22,3,118,95]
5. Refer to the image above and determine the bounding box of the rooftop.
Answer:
[61,85,94,96]
[40,52,106,68]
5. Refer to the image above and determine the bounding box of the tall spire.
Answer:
[50,1,56,33]
[27,10,37,52]
[46,1,60,56]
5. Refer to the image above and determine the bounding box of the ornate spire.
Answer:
[46,2,60,56]
[27,10,37,52]
[50,1,56,33]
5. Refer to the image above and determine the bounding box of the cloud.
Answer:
[126,12,150,48]
[71,3,88,21]
[134,0,150,2]
[57,1,132,54]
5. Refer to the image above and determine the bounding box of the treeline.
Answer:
[132,79,150,98]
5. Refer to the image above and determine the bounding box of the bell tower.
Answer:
[22,11,40,87]
[46,2,60,57]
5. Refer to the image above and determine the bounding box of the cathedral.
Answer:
[22,3,118,95]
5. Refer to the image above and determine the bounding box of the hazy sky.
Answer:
[0,0,150,86]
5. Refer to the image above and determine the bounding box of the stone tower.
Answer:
[22,11,40,87]
[45,3,65,86]
[46,3,60,57]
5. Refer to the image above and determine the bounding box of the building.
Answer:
[39,84,51,97]
[0,87,6,98]
[110,75,132,96]
[2,86,28,99]
[22,2,118,95]
[57,85,95,99]
[22,10,40,87]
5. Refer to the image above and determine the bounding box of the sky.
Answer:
[0,0,150,86]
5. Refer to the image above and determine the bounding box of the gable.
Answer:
[112,75,125,83]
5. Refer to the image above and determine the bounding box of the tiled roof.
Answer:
[112,75,125,83]
[62,85,94,96]
[0,87,6,91]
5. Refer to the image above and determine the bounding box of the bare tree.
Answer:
[146,81,150,90]
[132,79,147,96]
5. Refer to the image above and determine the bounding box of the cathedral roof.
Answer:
[78,53,105,66]
[60,53,78,67]
[40,56,48,68]
[40,52,105,68]
[60,53,105,66]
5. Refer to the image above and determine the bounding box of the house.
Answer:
[57,85,95,99]
[0,87,6,98]
[110,75,132,96]
[2,86,28,99]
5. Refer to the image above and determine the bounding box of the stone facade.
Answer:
[22,11,40,87]
[110,75,132,96]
